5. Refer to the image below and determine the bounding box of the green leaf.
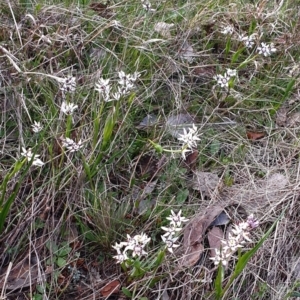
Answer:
[225,38,231,55]
[122,287,132,297]
[0,159,28,233]
[176,189,189,204]
[56,257,67,268]
[231,47,245,64]
[210,140,221,156]
[281,79,295,102]
[148,140,163,153]
[154,250,165,267]
[214,264,224,299]
[57,245,72,257]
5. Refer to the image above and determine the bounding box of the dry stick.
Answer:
[0,262,12,300]
[7,0,23,47]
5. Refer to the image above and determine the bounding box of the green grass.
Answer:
[1,0,300,299]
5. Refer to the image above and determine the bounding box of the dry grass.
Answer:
[1,0,300,299]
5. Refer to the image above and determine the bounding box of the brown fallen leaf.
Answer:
[100,279,120,297]
[190,171,219,195]
[180,203,248,268]
[286,112,300,127]
[246,131,265,140]
[275,106,288,127]
[165,113,196,138]
[0,258,40,291]
[181,243,204,267]
[180,205,224,267]
[207,227,224,258]
[89,2,114,18]
[181,149,198,170]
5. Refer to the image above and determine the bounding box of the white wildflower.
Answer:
[213,74,230,88]
[257,42,277,57]
[131,244,148,257]
[141,0,155,11]
[181,147,192,160]
[161,235,180,253]
[231,223,252,242]
[123,233,150,258]
[161,224,182,237]
[166,210,189,227]
[60,76,76,93]
[220,25,234,35]
[133,233,151,247]
[117,71,140,93]
[239,33,256,48]
[221,233,244,252]
[21,147,44,167]
[246,214,259,229]
[112,242,128,252]
[225,68,237,77]
[61,137,83,152]
[113,252,128,263]
[177,124,200,149]
[210,214,259,267]
[210,248,230,267]
[60,101,78,115]
[95,78,111,101]
[31,121,43,133]
[112,91,122,101]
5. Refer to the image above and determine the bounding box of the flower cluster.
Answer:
[141,0,155,11]
[220,25,234,35]
[210,214,259,267]
[61,101,78,115]
[95,78,110,101]
[213,68,237,89]
[257,42,277,57]
[177,124,201,159]
[60,76,76,94]
[21,147,44,167]
[161,210,188,253]
[31,121,43,133]
[218,24,277,57]
[112,233,151,264]
[95,71,141,102]
[238,33,256,49]
[61,137,83,152]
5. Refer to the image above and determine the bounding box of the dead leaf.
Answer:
[190,171,219,195]
[154,22,174,38]
[0,258,40,291]
[166,113,196,138]
[137,114,159,129]
[181,149,198,170]
[207,227,223,258]
[179,41,196,63]
[266,173,288,190]
[286,112,300,127]
[89,2,114,18]
[100,279,120,297]
[180,205,224,267]
[134,154,162,181]
[180,203,247,267]
[246,131,265,140]
[191,66,215,84]
[181,243,204,267]
[210,211,230,227]
[161,290,170,300]
[275,106,288,127]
